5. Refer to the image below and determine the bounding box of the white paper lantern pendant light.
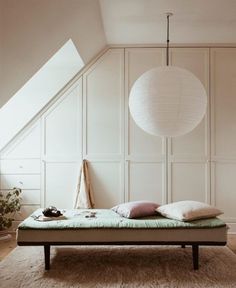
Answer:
[129,13,207,137]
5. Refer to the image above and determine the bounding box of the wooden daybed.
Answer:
[16,209,227,271]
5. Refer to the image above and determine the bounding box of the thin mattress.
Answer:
[17,209,227,243]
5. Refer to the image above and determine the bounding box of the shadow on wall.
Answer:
[0,39,84,151]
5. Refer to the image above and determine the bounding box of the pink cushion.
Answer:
[111,201,160,219]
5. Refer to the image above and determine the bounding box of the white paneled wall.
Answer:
[125,48,166,204]
[83,49,124,158]
[44,162,79,209]
[125,48,165,160]
[128,162,163,203]
[0,122,41,223]
[1,47,236,232]
[83,49,125,207]
[211,48,236,231]
[89,161,123,208]
[2,122,41,159]
[42,79,82,209]
[168,48,210,204]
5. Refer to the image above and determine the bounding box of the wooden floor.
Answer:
[227,234,236,253]
[1,233,236,261]
[0,234,17,260]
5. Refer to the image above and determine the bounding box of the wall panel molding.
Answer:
[83,49,125,158]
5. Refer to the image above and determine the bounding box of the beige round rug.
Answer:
[0,245,236,287]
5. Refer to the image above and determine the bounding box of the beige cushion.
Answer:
[156,201,223,221]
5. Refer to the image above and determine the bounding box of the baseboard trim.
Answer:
[226,223,236,234]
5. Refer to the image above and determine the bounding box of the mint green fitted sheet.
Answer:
[18,209,226,230]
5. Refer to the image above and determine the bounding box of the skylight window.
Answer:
[0,39,84,150]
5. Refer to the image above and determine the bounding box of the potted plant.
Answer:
[0,187,22,240]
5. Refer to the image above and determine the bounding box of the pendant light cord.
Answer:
[166,13,170,66]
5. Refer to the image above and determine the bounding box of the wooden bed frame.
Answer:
[17,240,226,271]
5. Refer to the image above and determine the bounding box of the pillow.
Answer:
[156,200,223,221]
[111,200,159,219]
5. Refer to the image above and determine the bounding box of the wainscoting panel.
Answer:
[170,162,207,203]
[44,162,79,209]
[0,189,40,205]
[83,49,124,158]
[213,162,236,221]
[0,120,42,217]
[124,48,166,204]
[127,161,164,204]
[0,174,41,190]
[0,159,40,174]
[20,189,41,205]
[88,161,123,208]
[211,48,236,158]
[41,79,82,209]
[125,48,165,158]
[44,85,81,158]
[1,121,41,159]
[211,48,236,229]
[168,48,210,204]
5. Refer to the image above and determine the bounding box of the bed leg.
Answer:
[192,244,199,270]
[44,245,50,270]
